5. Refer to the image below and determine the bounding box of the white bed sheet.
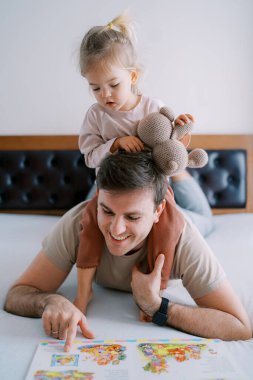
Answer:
[0,212,253,379]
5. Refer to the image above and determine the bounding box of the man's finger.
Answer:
[64,319,78,352]
[153,254,165,275]
[42,315,52,337]
[79,316,95,339]
[132,263,141,275]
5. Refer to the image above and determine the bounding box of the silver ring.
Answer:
[52,330,59,335]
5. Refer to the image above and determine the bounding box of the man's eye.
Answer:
[127,216,140,221]
[102,209,113,215]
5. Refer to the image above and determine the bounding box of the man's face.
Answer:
[97,188,165,256]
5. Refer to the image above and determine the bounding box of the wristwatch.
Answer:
[152,297,169,326]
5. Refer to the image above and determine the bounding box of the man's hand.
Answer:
[131,254,165,318]
[111,136,144,153]
[42,294,95,352]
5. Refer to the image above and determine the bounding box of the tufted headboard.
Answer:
[0,134,252,215]
[0,136,95,215]
[189,134,253,214]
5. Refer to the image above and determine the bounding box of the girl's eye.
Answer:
[92,87,100,92]
[111,83,119,88]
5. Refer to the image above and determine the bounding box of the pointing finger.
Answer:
[64,319,78,352]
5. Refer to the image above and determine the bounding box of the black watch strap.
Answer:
[152,297,169,326]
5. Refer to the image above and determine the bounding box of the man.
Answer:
[4,152,251,352]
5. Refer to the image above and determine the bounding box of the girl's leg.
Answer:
[170,171,214,237]
[74,267,96,314]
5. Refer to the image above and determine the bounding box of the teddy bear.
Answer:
[137,106,208,176]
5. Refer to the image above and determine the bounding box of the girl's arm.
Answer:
[110,136,144,153]
[79,108,144,167]
[79,108,118,168]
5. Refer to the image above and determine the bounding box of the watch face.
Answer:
[152,311,168,326]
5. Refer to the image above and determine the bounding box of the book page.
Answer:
[25,338,248,380]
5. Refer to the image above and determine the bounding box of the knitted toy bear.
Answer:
[137,106,208,176]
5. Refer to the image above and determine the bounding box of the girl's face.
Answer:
[85,64,139,112]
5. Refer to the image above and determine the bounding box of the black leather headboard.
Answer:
[0,150,95,211]
[0,147,247,212]
[188,149,246,208]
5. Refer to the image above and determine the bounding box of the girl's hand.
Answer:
[175,114,195,126]
[111,136,144,153]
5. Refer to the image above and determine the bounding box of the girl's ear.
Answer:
[131,69,139,84]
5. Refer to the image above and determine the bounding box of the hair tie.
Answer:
[107,22,114,30]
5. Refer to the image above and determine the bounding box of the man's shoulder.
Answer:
[61,200,89,224]
[175,217,214,260]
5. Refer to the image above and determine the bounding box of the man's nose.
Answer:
[110,217,126,236]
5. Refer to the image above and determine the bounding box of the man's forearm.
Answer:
[167,303,252,341]
[4,284,57,317]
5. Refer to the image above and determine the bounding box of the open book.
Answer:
[25,338,248,379]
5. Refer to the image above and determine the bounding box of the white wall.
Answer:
[0,0,252,135]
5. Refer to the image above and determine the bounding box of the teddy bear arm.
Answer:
[160,107,175,122]
[172,123,193,141]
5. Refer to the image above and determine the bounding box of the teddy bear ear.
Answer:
[153,140,189,176]
[188,149,208,168]
[160,107,175,122]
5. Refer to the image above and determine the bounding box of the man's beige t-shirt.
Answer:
[42,201,226,300]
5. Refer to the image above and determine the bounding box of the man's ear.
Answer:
[154,199,166,223]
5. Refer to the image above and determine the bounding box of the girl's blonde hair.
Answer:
[79,14,142,80]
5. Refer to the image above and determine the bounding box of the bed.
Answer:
[0,134,253,379]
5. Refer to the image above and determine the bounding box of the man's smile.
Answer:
[110,232,130,241]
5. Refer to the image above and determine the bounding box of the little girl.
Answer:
[74,14,213,314]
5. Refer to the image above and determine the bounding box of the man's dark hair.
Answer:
[96,151,168,206]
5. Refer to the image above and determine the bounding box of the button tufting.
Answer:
[62,175,70,185]
[227,174,235,185]
[77,156,84,167]
[36,175,44,185]
[48,156,57,168]
[22,193,31,204]
[20,157,30,169]
[48,194,58,204]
